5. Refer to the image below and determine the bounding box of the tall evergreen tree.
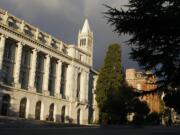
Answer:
[104,0,180,92]
[95,43,124,123]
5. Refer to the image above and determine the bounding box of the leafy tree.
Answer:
[104,0,180,92]
[95,43,124,123]
[95,43,151,124]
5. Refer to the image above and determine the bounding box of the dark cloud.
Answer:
[0,0,139,70]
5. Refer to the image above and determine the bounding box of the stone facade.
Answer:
[126,69,161,113]
[0,8,98,124]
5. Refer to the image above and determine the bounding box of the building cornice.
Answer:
[0,83,90,104]
[0,8,91,68]
[0,23,91,68]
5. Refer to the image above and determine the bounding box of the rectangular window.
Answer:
[76,73,81,101]
[19,46,31,90]
[80,38,86,46]
[48,58,56,96]
[60,64,67,98]
[19,70,27,89]
[2,41,15,85]
[35,53,44,93]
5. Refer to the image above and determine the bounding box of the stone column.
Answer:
[80,71,89,103]
[42,54,50,96]
[83,71,88,103]
[80,70,85,102]
[0,35,6,81]
[28,49,37,92]
[54,60,62,98]
[85,71,89,103]
[66,64,75,100]
[13,42,23,88]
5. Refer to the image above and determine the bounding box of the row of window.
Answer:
[2,40,82,100]
[2,40,67,97]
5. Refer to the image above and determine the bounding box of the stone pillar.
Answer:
[66,64,75,100]
[28,49,37,92]
[13,42,23,88]
[85,71,89,103]
[54,60,62,98]
[42,54,50,96]
[80,71,87,102]
[83,71,89,103]
[0,35,6,81]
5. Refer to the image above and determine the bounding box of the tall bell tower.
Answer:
[78,19,93,66]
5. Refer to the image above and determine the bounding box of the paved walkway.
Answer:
[1,116,180,135]
[1,126,180,135]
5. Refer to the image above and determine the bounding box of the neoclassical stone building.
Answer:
[0,8,98,124]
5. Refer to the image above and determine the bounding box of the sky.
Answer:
[0,0,139,70]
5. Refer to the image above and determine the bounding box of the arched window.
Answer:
[48,103,54,121]
[35,101,41,120]
[1,94,10,116]
[19,98,27,118]
[77,109,81,124]
[80,38,86,46]
[61,106,66,123]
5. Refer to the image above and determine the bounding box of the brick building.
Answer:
[126,69,161,113]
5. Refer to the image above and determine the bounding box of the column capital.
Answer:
[45,54,51,59]
[68,64,73,67]
[61,60,66,64]
[0,34,5,39]
[57,59,62,63]
[17,41,25,46]
[0,34,8,39]
[32,48,38,53]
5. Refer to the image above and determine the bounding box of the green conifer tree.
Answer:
[95,43,124,123]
